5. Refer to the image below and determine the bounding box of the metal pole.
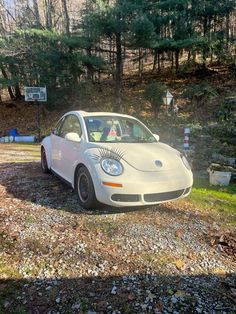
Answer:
[36,100,41,141]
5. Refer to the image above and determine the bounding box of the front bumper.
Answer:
[91,164,193,207]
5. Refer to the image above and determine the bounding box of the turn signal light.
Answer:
[102,182,123,188]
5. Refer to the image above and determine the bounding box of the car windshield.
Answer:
[84,116,157,143]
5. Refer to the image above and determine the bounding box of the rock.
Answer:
[141,304,147,310]
[212,153,235,166]
[3,300,10,308]
[146,292,156,302]
[55,297,60,303]
[71,303,80,310]
[171,296,178,304]
[111,286,117,295]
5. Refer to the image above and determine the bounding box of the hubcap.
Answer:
[78,173,89,203]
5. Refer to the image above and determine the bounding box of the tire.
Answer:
[41,147,50,174]
[75,166,99,210]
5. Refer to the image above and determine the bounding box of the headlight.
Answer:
[181,154,191,170]
[101,158,123,176]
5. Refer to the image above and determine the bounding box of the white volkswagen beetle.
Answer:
[41,111,193,209]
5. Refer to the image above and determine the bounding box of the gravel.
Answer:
[0,144,235,313]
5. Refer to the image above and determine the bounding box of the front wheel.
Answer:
[75,166,99,210]
[41,147,50,173]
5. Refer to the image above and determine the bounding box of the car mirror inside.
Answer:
[153,134,160,141]
[65,132,81,142]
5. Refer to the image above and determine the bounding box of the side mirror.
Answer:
[153,134,160,142]
[65,132,81,143]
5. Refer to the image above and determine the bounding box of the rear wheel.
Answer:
[41,147,50,173]
[75,166,99,209]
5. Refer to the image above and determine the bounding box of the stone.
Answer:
[111,286,117,295]
[71,303,80,310]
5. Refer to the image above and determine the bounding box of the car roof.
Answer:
[67,111,136,119]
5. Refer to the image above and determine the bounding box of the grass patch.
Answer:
[188,178,236,215]
[137,252,174,270]
[0,259,20,279]
[84,219,121,237]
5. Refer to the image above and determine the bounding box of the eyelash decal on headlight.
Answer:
[91,147,125,162]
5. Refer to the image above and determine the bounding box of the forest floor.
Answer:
[0,143,235,314]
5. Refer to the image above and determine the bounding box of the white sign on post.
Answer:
[25,87,47,102]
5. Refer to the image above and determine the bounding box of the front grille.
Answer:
[111,194,140,202]
[144,189,184,203]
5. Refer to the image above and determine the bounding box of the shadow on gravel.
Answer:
[1,273,235,313]
[0,161,166,215]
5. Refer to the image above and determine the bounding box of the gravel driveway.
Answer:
[0,144,235,314]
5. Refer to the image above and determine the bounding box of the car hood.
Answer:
[87,142,182,172]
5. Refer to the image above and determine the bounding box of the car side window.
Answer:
[58,115,82,138]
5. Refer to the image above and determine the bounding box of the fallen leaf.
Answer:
[214,268,226,275]
[175,259,184,270]
[175,229,183,238]
[128,292,136,300]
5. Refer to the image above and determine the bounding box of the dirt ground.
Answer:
[0,143,235,314]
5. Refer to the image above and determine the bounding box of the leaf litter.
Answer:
[0,143,235,313]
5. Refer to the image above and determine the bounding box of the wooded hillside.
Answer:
[0,0,235,111]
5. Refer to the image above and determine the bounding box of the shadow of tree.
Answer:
[1,273,235,313]
[1,162,236,313]
[0,161,193,216]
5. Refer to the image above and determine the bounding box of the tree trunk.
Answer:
[187,50,191,61]
[175,50,179,71]
[109,38,112,66]
[86,47,94,81]
[44,0,53,30]
[61,0,70,35]
[115,31,122,111]
[202,16,208,66]
[0,65,15,99]
[14,83,22,99]
[152,49,157,72]
[32,0,41,27]
[138,48,142,77]
[226,12,230,52]
[157,52,161,72]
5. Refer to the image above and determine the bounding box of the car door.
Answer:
[56,114,82,183]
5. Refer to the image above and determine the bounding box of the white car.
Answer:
[41,111,193,209]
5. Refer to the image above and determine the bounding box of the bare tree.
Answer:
[61,0,70,34]
[44,0,53,29]
[33,0,41,27]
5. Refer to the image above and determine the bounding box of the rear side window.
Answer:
[57,115,82,138]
